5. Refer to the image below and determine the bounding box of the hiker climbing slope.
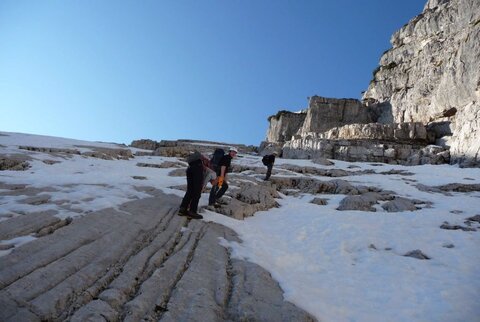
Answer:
[209,147,238,206]
[262,151,277,181]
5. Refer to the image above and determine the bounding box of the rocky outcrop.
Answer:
[283,139,450,165]
[363,0,480,166]
[263,95,449,165]
[130,139,159,151]
[312,122,429,142]
[131,139,255,158]
[0,154,31,171]
[262,0,479,167]
[213,182,280,220]
[299,96,380,135]
[266,110,307,143]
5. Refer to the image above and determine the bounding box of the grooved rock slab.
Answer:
[0,193,316,322]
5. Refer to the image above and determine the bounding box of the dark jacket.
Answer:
[217,154,233,175]
[264,154,275,166]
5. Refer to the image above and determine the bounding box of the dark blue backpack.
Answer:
[210,148,225,170]
[262,155,269,166]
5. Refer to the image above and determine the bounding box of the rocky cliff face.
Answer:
[363,0,480,165]
[263,0,479,166]
[266,110,306,143]
[300,96,380,135]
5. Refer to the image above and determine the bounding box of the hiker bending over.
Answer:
[209,147,238,207]
[262,152,277,181]
[178,151,213,219]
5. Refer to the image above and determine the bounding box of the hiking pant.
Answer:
[209,181,229,204]
[180,159,203,213]
[265,164,273,180]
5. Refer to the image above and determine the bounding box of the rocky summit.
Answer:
[262,0,480,167]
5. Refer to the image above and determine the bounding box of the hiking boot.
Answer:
[208,201,221,208]
[177,207,188,216]
[187,211,203,219]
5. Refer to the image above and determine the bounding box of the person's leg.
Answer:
[208,184,218,205]
[179,167,193,213]
[215,181,229,199]
[265,165,273,180]
[188,163,204,214]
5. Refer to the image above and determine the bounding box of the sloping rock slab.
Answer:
[0,192,314,321]
[0,210,60,240]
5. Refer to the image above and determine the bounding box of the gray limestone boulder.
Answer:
[310,198,328,206]
[214,182,280,220]
[337,193,383,212]
[382,197,419,212]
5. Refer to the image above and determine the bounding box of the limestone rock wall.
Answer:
[306,122,428,143]
[299,96,379,135]
[283,138,450,165]
[363,0,480,165]
[266,110,306,143]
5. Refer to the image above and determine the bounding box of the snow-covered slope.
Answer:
[1,131,479,321]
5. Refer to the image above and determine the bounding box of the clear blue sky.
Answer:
[0,1,425,146]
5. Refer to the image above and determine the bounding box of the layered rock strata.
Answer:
[265,96,450,165]
[283,139,450,165]
[300,96,381,134]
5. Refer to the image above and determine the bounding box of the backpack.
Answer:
[262,155,269,166]
[210,148,225,170]
[186,150,202,164]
